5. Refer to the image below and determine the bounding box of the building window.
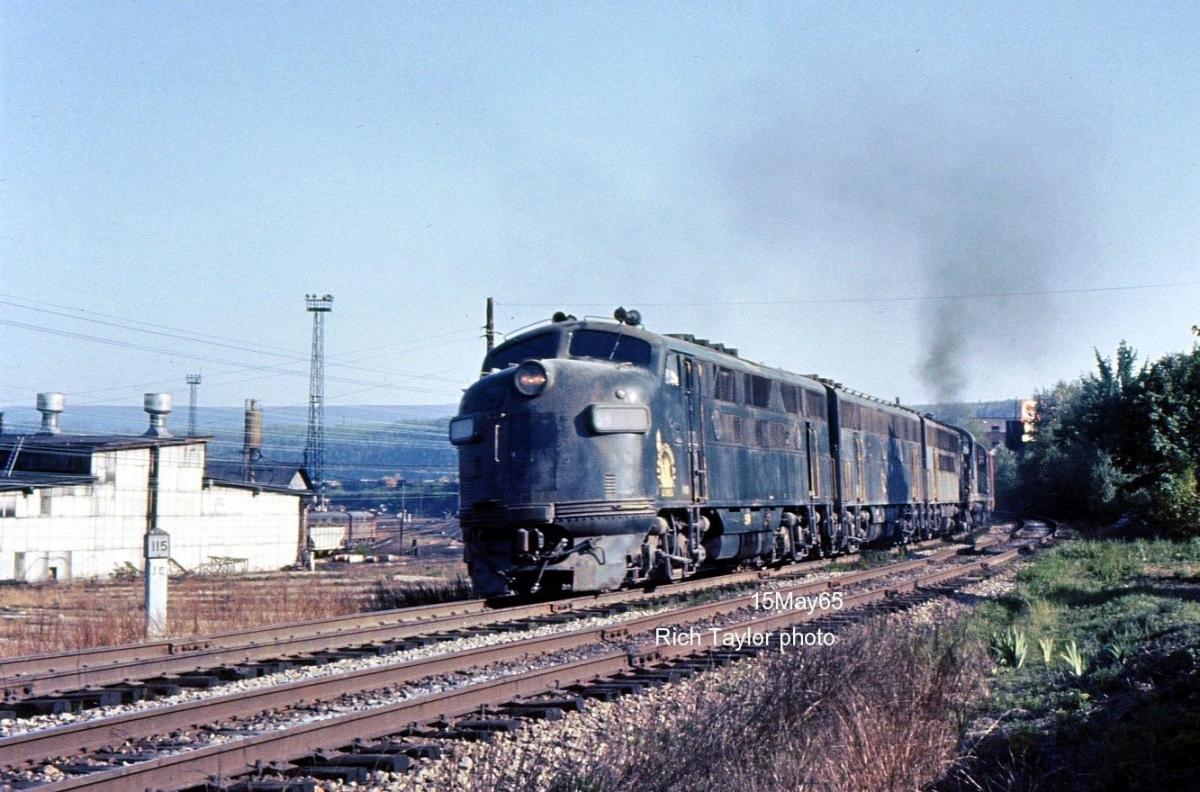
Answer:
[0,496,15,518]
[40,493,52,516]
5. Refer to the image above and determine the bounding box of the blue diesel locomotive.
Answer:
[451,310,993,597]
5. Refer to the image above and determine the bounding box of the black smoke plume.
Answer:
[710,90,1094,402]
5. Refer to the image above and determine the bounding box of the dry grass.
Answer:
[0,568,472,658]
[369,574,474,610]
[460,618,989,792]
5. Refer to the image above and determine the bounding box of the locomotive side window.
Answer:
[484,332,559,372]
[714,366,737,402]
[745,374,772,408]
[804,389,828,420]
[569,330,653,366]
[894,416,920,442]
[781,383,801,414]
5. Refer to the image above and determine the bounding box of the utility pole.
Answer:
[304,294,333,509]
[185,374,202,437]
[485,297,495,352]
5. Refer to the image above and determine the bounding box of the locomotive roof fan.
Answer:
[613,306,641,326]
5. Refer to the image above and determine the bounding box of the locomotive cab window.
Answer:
[483,332,560,372]
[664,353,681,385]
[569,330,653,366]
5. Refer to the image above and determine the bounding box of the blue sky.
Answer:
[2,1,1197,416]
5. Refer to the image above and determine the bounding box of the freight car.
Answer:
[307,509,378,555]
[451,310,993,597]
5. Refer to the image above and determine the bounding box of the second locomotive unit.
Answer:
[451,309,993,597]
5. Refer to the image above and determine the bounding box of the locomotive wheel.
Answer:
[819,520,834,558]
[773,525,794,565]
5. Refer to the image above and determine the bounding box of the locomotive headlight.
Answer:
[513,361,551,396]
[448,415,479,444]
[587,404,651,434]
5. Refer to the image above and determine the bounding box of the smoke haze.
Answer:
[710,88,1095,402]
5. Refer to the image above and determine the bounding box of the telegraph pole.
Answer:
[485,297,495,352]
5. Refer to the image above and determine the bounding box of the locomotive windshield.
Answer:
[569,329,653,366]
[483,332,560,372]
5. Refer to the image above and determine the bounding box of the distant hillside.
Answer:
[0,403,459,481]
[909,399,1024,423]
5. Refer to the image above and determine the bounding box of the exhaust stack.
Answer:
[143,393,173,438]
[35,392,65,435]
[243,399,263,481]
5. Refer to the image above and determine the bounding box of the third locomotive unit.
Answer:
[451,310,993,597]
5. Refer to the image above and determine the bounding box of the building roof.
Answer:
[0,433,207,478]
[0,471,97,493]
[0,433,205,453]
[308,509,376,524]
[205,460,312,494]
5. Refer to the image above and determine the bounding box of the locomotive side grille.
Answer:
[459,498,655,526]
[603,472,617,499]
[556,499,655,518]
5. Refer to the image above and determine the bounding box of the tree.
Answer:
[1014,336,1200,536]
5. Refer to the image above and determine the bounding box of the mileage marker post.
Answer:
[144,528,170,638]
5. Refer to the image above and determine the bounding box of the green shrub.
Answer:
[1060,639,1087,677]
[1037,637,1055,664]
[990,626,1028,668]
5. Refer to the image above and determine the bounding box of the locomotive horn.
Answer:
[614,307,641,326]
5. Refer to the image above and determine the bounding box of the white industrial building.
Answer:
[0,393,310,582]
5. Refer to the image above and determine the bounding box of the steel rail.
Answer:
[2,535,969,702]
[0,566,803,700]
[0,600,491,688]
[31,543,1028,792]
[0,543,976,770]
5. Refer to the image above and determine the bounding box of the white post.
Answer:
[145,529,170,638]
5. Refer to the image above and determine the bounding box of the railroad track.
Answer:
[0,518,1051,791]
[0,532,976,714]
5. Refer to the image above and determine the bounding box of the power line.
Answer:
[497,279,1200,307]
[0,297,479,384]
[0,318,462,396]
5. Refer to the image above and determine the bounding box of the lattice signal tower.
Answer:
[185,374,202,437]
[304,294,334,508]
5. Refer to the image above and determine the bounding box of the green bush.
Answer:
[1060,639,1087,677]
[990,626,1028,668]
